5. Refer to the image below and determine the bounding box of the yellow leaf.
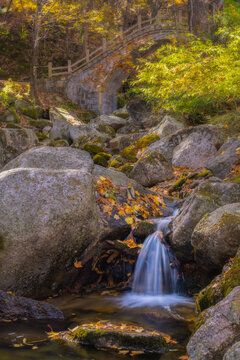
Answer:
[74,260,83,269]
[125,217,133,225]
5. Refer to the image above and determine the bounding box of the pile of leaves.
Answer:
[95,176,165,225]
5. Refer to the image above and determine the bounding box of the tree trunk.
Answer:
[191,0,210,33]
[30,0,41,105]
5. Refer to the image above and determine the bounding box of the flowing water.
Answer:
[0,209,195,360]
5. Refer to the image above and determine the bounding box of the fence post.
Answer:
[102,37,107,52]
[48,62,52,78]
[137,14,142,31]
[68,60,72,74]
[86,48,90,63]
[120,26,124,42]
[178,9,183,25]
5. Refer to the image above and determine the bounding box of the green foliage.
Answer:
[132,2,240,122]
[6,122,22,129]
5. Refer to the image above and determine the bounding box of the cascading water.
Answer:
[132,209,179,296]
[118,209,192,307]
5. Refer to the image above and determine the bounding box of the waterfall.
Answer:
[132,210,179,296]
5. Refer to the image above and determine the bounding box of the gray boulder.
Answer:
[224,342,240,360]
[187,287,240,360]
[0,290,64,320]
[3,146,93,172]
[172,132,218,169]
[146,125,222,164]
[191,203,240,271]
[92,114,128,131]
[50,107,84,141]
[207,137,240,179]
[149,115,183,138]
[50,108,110,144]
[0,148,98,298]
[170,178,240,261]
[130,152,174,187]
[0,128,38,169]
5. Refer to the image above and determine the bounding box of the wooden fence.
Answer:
[47,7,188,78]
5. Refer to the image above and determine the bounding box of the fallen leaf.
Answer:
[74,260,83,269]
[125,217,134,225]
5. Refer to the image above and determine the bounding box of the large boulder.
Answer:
[0,148,99,298]
[187,287,240,360]
[0,128,38,169]
[50,107,110,145]
[50,107,84,141]
[191,203,240,271]
[170,178,240,261]
[130,152,174,187]
[3,146,93,172]
[206,137,240,179]
[224,342,240,360]
[0,290,64,320]
[92,114,128,131]
[149,115,183,138]
[172,132,218,169]
[146,125,222,166]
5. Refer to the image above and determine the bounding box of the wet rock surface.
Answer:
[0,291,64,321]
[187,287,240,360]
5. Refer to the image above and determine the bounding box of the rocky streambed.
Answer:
[0,100,240,359]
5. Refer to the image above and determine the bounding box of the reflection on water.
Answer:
[0,293,196,360]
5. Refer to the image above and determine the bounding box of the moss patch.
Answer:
[98,124,115,136]
[121,134,160,162]
[83,143,104,156]
[118,163,133,176]
[108,156,124,168]
[35,131,48,141]
[196,253,240,313]
[113,113,129,119]
[62,323,168,354]
[6,122,22,129]
[27,119,52,129]
[49,139,69,147]
[20,106,42,119]
[93,154,108,167]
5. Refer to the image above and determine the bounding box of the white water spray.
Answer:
[132,209,179,296]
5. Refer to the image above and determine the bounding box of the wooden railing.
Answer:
[47,7,188,78]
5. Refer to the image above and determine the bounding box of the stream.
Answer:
[0,209,196,359]
[0,292,195,360]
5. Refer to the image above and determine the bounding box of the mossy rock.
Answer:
[93,154,108,167]
[20,106,42,119]
[196,252,240,313]
[118,163,134,176]
[108,155,124,169]
[133,221,156,243]
[3,108,20,123]
[233,175,240,185]
[27,119,52,130]
[98,124,115,136]
[60,323,168,354]
[6,122,22,129]
[49,139,69,147]
[98,152,112,161]
[113,113,130,120]
[121,134,160,162]
[35,131,48,141]
[77,111,96,124]
[83,143,104,156]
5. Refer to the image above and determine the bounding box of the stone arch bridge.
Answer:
[38,7,188,115]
